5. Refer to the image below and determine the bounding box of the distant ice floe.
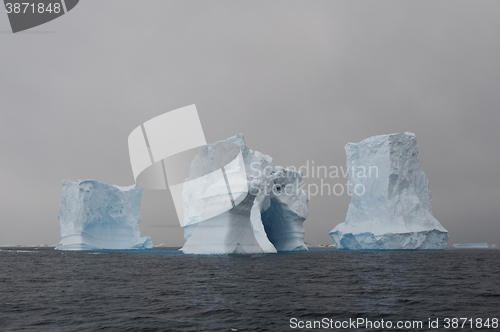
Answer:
[453,243,490,249]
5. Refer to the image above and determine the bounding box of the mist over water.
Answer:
[0,249,499,331]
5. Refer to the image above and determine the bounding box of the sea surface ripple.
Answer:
[0,249,499,331]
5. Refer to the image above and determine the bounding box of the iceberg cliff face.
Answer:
[181,134,308,254]
[330,132,448,250]
[56,180,153,250]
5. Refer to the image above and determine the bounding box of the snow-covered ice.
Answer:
[55,180,153,250]
[181,134,308,254]
[330,132,448,250]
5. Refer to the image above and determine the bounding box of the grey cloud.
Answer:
[1,0,499,246]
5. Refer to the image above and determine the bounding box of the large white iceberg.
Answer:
[55,180,153,250]
[330,132,448,250]
[181,134,309,254]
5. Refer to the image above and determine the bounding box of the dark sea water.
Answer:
[0,248,499,332]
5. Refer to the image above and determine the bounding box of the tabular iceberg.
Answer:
[330,132,448,250]
[55,180,153,250]
[181,134,308,254]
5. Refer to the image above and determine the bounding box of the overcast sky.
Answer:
[1,1,499,246]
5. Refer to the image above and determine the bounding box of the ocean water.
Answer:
[0,248,499,331]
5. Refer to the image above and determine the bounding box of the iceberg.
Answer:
[55,180,153,250]
[181,134,308,254]
[330,132,448,250]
